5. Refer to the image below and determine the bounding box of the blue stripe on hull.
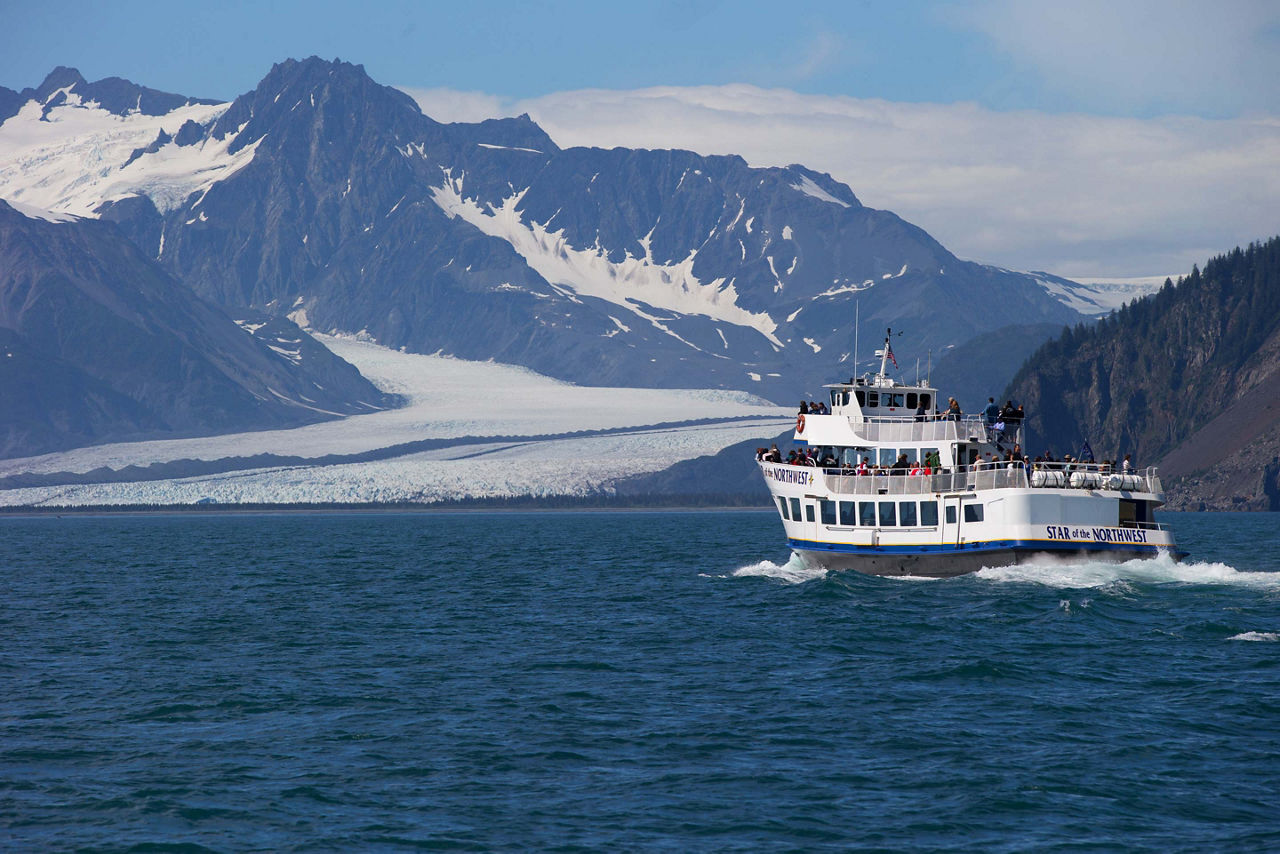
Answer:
[788,537,1167,558]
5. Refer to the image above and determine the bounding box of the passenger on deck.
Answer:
[891,453,911,475]
[1122,454,1133,473]
[984,398,1000,428]
[857,457,869,476]
[947,398,962,421]
[799,401,809,414]
[914,401,927,422]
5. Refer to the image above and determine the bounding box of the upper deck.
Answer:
[799,412,1022,447]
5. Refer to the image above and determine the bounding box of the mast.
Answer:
[877,327,892,378]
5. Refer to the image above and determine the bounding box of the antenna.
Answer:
[853,300,859,377]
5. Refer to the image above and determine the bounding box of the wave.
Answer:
[1228,631,1279,642]
[976,552,1280,589]
[729,553,828,584]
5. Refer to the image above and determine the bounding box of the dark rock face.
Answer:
[1005,238,1280,510]
[92,57,1082,404]
[0,201,394,458]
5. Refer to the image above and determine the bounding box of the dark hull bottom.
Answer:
[794,547,1180,579]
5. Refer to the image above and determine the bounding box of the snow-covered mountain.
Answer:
[0,58,1086,407]
[1023,271,1169,315]
[0,200,393,457]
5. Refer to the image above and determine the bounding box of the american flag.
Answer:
[886,341,898,368]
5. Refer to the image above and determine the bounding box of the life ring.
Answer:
[796,414,806,433]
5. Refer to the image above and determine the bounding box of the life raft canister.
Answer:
[796,414,806,433]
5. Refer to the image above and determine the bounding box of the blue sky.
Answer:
[6,0,1275,117]
[2,0,1278,275]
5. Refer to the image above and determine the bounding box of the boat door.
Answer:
[942,496,963,549]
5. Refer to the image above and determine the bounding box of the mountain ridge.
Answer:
[0,200,394,457]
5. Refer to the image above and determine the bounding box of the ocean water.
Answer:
[2,510,1278,851]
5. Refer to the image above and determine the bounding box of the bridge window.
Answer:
[839,501,856,525]
[859,501,876,526]
[790,498,802,521]
[920,501,939,526]
[885,393,904,408]
[898,501,917,526]
[778,497,789,520]
[921,393,932,409]
[878,501,896,526]
[964,504,985,523]
[855,390,866,407]
[867,391,878,407]
[819,500,835,525]
[907,392,917,409]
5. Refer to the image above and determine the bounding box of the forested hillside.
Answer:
[1004,237,1280,510]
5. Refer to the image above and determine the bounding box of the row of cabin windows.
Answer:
[846,390,932,410]
[778,497,985,527]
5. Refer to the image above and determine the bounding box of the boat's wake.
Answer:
[728,553,829,584]
[975,552,1280,589]
[724,551,1280,589]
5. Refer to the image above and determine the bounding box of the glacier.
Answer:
[0,334,793,507]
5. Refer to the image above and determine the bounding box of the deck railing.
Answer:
[848,415,1023,446]
[760,460,1161,496]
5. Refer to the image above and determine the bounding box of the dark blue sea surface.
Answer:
[2,510,1278,851]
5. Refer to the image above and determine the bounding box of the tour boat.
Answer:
[758,330,1183,577]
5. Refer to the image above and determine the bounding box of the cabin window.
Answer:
[920,502,939,526]
[878,501,896,526]
[778,497,789,520]
[879,448,897,466]
[899,501,917,526]
[945,505,957,524]
[964,504,985,523]
[855,390,866,407]
[906,392,917,409]
[790,498,803,521]
[885,393,904,408]
[859,501,877,526]
[903,448,919,464]
[921,394,932,410]
[806,504,816,522]
[923,448,940,467]
[839,501,857,525]
[867,391,878,407]
[817,501,833,524]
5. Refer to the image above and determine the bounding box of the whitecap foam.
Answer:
[976,552,1280,590]
[1228,631,1279,642]
[731,552,828,584]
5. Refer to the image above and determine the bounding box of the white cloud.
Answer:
[402,83,1280,277]
[402,87,514,124]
